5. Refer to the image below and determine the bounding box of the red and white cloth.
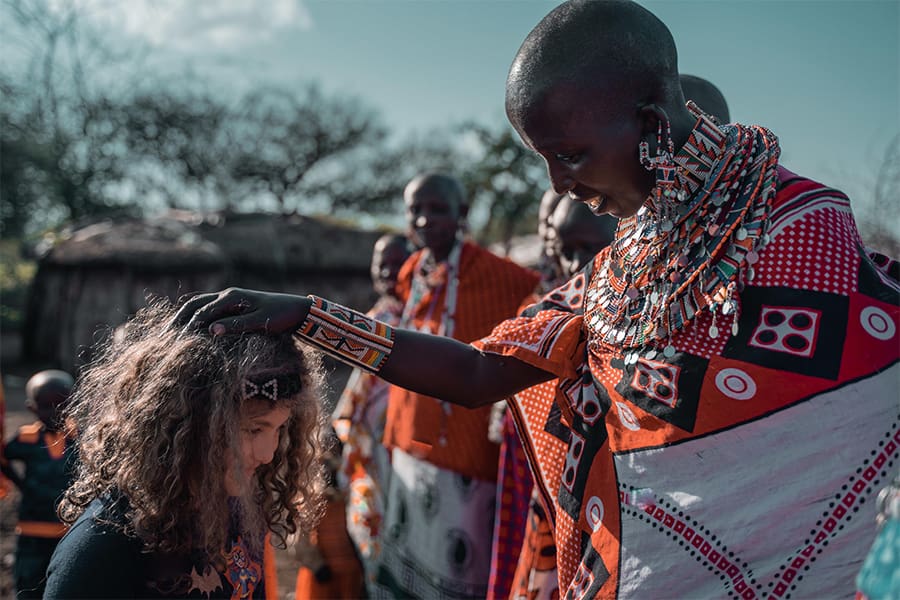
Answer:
[475,169,900,598]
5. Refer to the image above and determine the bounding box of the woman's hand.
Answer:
[172,288,312,336]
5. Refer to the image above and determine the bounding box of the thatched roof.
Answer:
[40,217,225,272]
[196,212,382,273]
[37,211,384,274]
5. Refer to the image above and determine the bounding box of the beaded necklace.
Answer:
[399,239,462,446]
[584,103,781,362]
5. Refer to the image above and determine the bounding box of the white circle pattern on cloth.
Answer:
[715,368,757,400]
[861,306,896,341]
[586,496,605,531]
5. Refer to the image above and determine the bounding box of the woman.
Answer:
[173,1,899,596]
[44,301,329,599]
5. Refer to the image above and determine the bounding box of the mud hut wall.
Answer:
[21,215,387,379]
[23,265,375,374]
[23,264,228,371]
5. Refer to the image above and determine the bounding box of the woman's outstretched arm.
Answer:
[174,288,553,408]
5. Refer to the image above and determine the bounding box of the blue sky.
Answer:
[26,0,900,223]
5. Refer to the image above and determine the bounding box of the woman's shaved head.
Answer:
[506,0,681,124]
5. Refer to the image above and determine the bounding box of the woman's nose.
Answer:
[548,165,574,195]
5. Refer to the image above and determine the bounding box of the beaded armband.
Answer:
[296,295,395,373]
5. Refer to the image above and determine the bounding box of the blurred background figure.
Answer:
[488,196,615,600]
[535,189,567,291]
[0,377,10,501]
[548,194,618,278]
[378,172,538,598]
[680,73,731,124]
[1,370,75,599]
[293,429,365,600]
[299,232,412,597]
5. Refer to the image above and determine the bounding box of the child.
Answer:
[43,301,329,599]
[1,369,76,599]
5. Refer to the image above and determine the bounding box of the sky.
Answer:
[22,0,900,223]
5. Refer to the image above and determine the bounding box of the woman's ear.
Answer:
[637,103,670,153]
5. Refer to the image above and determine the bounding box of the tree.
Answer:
[859,134,900,256]
[119,86,237,212]
[457,121,549,246]
[0,0,141,236]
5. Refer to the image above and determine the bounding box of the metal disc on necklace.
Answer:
[663,344,676,358]
[709,324,719,339]
[644,348,658,360]
[650,290,660,303]
[625,287,639,300]
[731,320,740,336]
[746,250,759,264]
[736,227,748,241]
[661,219,674,232]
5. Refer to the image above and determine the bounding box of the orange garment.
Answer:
[384,241,540,481]
[263,532,278,600]
[0,376,9,500]
[294,498,364,600]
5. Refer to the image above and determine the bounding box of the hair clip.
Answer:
[243,374,303,401]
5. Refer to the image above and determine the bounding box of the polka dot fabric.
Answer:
[755,180,861,296]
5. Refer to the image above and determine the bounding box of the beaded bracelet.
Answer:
[296,295,395,374]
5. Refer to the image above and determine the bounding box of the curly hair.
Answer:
[59,299,329,559]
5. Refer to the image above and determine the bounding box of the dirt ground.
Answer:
[1,350,327,599]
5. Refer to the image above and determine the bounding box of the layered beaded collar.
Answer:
[399,238,462,338]
[584,102,781,360]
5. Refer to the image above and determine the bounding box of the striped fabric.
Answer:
[487,411,534,600]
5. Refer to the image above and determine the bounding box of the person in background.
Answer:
[535,188,567,290]
[293,429,365,600]
[1,370,76,599]
[296,232,412,597]
[548,193,618,278]
[0,376,7,500]
[44,302,329,599]
[680,73,731,124]
[489,196,616,600]
[174,0,899,595]
[375,173,538,598]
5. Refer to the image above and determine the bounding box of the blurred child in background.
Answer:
[1,370,76,598]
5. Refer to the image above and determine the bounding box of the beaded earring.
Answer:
[639,119,683,226]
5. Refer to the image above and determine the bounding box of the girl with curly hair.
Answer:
[44,301,329,599]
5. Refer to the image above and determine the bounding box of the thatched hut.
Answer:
[23,212,384,379]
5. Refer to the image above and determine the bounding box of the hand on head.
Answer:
[172,288,312,337]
